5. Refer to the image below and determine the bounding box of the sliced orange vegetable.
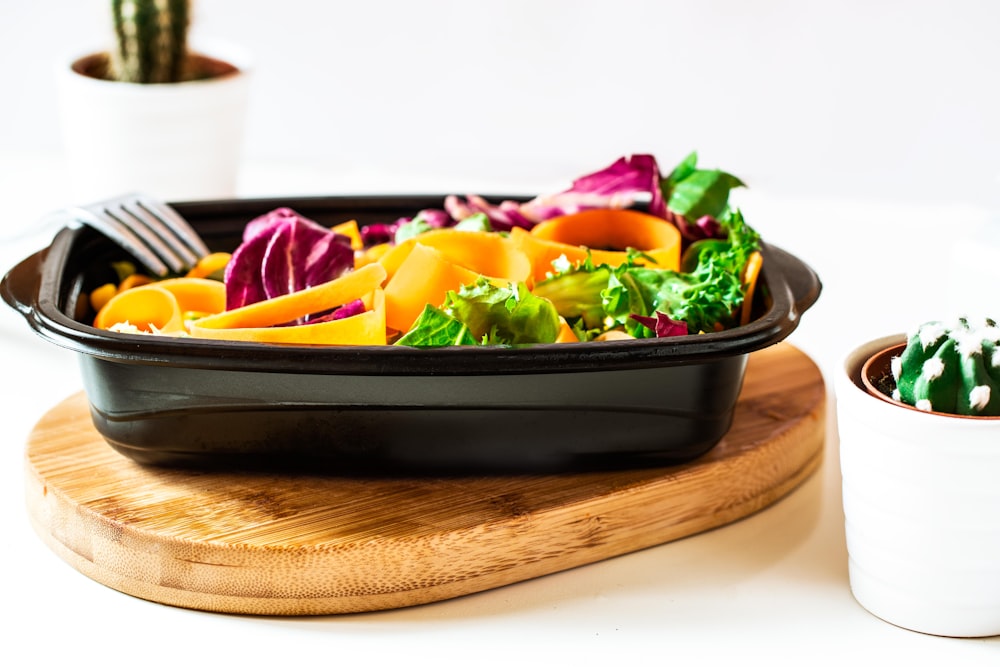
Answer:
[191,263,386,331]
[377,240,414,278]
[526,209,681,279]
[331,220,364,251]
[509,227,592,284]
[355,242,391,268]
[93,278,227,333]
[383,243,481,333]
[740,250,763,326]
[156,277,227,315]
[117,273,155,291]
[94,285,184,333]
[555,318,579,343]
[89,283,118,313]
[594,330,635,342]
[379,230,533,334]
[378,229,531,284]
[185,252,232,279]
[189,289,387,346]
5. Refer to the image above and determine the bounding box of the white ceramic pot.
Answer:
[56,42,251,203]
[837,334,1000,637]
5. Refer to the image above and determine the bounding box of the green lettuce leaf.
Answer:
[661,151,745,221]
[395,279,560,347]
[611,261,745,336]
[530,261,614,331]
[393,216,433,244]
[393,305,479,347]
[613,209,759,335]
[452,212,492,233]
[680,208,760,274]
[445,279,560,345]
[532,209,761,338]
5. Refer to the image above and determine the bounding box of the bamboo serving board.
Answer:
[24,342,825,616]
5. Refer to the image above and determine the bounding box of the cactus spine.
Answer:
[891,317,1000,416]
[110,0,191,83]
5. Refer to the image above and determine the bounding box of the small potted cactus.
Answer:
[73,0,234,84]
[836,317,1000,638]
[862,317,1000,417]
[57,0,251,202]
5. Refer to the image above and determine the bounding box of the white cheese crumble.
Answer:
[109,321,148,334]
[547,254,572,278]
[108,321,163,335]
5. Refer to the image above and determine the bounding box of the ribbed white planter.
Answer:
[837,334,1000,637]
[56,42,251,203]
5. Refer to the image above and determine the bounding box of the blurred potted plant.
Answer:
[837,317,1000,637]
[57,0,251,202]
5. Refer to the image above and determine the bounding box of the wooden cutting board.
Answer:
[24,342,825,616]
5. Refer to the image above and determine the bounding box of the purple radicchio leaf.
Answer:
[663,210,724,242]
[260,214,353,300]
[416,208,453,228]
[441,154,667,232]
[443,194,534,232]
[302,298,367,325]
[518,154,668,224]
[331,298,366,320]
[360,222,398,246]
[241,206,296,243]
[224,208,354,313]
[224,226,272,309]
[631,311,689,338]
[359,154,672,244]
[226,207,304,308]
[361,209,456,246]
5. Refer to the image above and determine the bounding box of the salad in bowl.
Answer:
[87,152,761,349]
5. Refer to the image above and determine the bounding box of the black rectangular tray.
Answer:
[2,195,821,474]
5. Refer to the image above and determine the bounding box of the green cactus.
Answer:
[891,317,1000,416]
[110,0,191,83]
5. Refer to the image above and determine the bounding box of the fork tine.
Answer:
[116,197,201,269]
[68,203,173,277]
[131,194,211,259]
[67,193,211,278]
[94,203,189,275]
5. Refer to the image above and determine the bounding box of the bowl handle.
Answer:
[1,249,45,317]
[763,242,822,316]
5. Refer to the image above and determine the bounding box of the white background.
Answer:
[2,2,1000,664]
[3,0,1000,208]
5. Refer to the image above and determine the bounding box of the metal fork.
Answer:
[66,193,211,277]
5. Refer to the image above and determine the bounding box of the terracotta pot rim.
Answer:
[860,341,1000,420]
[69,48,245,86]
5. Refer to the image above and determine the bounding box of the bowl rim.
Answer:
[3,193,822,376]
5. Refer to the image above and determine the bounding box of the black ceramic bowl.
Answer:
[3,195,821,473]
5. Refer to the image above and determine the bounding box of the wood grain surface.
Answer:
[24,342,825,616]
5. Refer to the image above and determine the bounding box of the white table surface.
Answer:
[2,152,999,665]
